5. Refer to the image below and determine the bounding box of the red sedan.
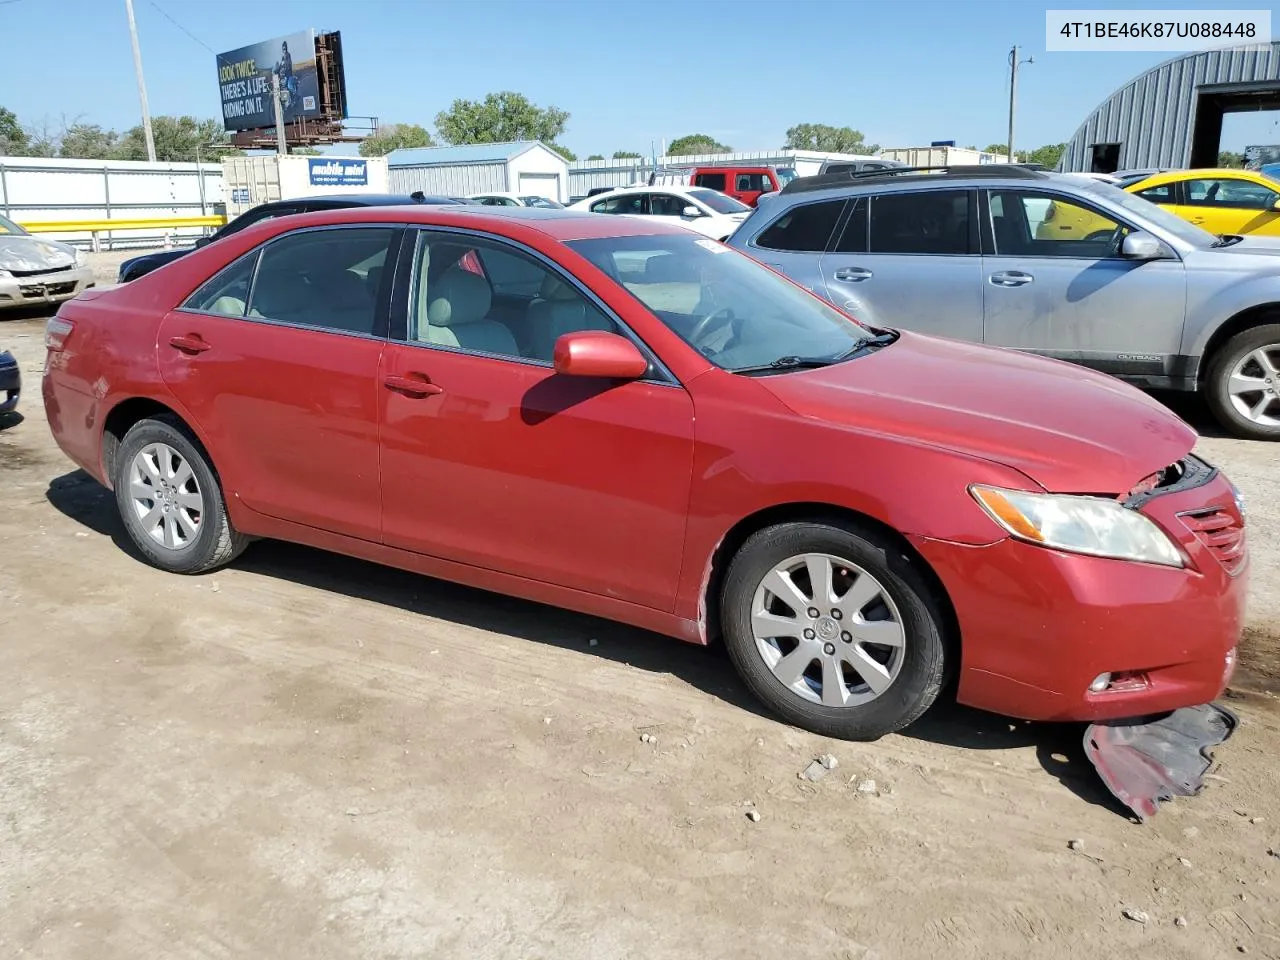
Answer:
[42,207,1247,740]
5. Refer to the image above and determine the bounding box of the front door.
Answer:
[819,189,985,341]
[156,225,399,541]
[980,188,1187,378]
[378,229,695,611]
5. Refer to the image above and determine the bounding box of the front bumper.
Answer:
[911,468,1247,723]
[0,265,95,309]
[0,356,19,413]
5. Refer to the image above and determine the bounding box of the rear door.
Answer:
[1175,175,1280,236]
[819,188,984,340]
[980,188,1187,377]
[741,196,847,300]
[156,225,399,541]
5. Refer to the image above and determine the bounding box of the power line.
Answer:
[147,0,215,53]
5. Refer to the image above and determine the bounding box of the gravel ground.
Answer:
[2,250,1278,960]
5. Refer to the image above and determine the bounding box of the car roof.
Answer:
[591,184,711,197]
[265,203,696,241]
[1136,168,1270,186]
[778,164,1049,197]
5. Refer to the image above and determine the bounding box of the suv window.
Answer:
[694,172,727,191]
[754,199,845,252]
[183,251,258,317]
[408,232,621,364]
[592,194,646,215]
[736,173,770,192]
[832,198,869,253]
[1184,177,1279,210]
[868,190,970,255]
[246,227,397,335]
[989,190,1123,258]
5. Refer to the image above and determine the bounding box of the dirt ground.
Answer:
[2,252,1279,960]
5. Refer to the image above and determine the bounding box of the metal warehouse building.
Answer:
[386,141,569,202]
[1060,40,1280,173]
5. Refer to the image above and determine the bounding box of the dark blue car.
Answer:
[0,349,19,415]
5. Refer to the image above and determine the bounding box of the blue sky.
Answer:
[1,0,1276,155]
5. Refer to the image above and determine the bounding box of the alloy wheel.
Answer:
[128,442,204,550]
[750,553,906,708]
[1227,344,1280,427]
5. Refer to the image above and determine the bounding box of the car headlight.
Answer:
[74,248,87,266]
[971,485,1184,567]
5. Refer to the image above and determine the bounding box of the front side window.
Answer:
[754,199,845,252]
[407,231,621,364]
[648,194,690,217]
[568,233,873,373]
[868,190,970,255]
[183,250,258,317]
[1184,177,1279,210]
[245,227,396,335]
[990,190,1123,257]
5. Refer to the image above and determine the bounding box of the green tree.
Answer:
[113,116,235,162]
[1025,142,1066,169]
[666,134,730,156]
[0,106,27,155]
[784,123,878,155]
[290,146,323,156]
[1218,150,1245,168]
[547,142,576,161]
[359,122,434,157]
[586,153,605,160]
[612,150,641,159]
[59,123,118,159]
[435,91,569,145]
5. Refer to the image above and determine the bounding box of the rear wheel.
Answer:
[113,416,247,573]
[1204,324,1280,440]
[720,520,947,740]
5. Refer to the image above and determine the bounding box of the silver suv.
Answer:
[727,165,1280,440]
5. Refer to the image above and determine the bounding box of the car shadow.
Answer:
[1,304,60,323]
[0,411,24,431]
[1149,390,1233,440]
[46,466,1134,816]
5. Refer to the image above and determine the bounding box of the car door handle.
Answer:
[383,374,443,397]
[833,267,873,282]
[1190,216,1206,224]
[989,271,1034,287]
[168,333,211,354]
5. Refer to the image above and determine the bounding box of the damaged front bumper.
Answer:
[1085,702,1238,821]
[0,265,95,308]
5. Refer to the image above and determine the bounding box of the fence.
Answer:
[0,156,225,249]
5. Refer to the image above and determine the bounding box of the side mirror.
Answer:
[553,331,649,380]
[1120,230,1163,260]
[194,236,211,248]
[1272,198,1280,212]
[681,205,702,219]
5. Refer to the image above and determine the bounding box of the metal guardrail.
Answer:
[17,215,228,252]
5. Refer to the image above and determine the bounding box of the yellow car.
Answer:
[1035,168,1280,241]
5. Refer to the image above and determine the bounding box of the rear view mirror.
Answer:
[553,331,649,379]
[682,205,702,219]
[1120,231,1162,260]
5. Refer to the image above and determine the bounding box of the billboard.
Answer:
[308,158,368,187]
[216,30,321,132]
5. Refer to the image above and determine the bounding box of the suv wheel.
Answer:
[1205,324,1280,440]
[720,520,947,741]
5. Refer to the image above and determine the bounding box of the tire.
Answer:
[113,415,247,573]
[720,520,947,741]
[1204,323,1280,441]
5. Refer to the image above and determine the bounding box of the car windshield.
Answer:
[567,233,876,372]
[0,213,29,235]
[688,188,751,214]
[1079,179,1218,246]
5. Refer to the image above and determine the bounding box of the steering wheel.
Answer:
[689,306,736,347]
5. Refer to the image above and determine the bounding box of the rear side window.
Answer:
[736,173,770,192]
[245,227,398,335]
[592,194,645,214]
[1134,183,1174,204]
[754,199,845,252]
[868,190,970,255]
[832,198,869,252]
[183,251,258,317]
[694,172,727,191]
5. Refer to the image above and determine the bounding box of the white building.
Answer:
[879,146,1009,167]
[567,150,888,196]
[386,141,569,202]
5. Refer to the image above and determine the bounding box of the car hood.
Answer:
[0,234,76,272]
[759,331,1196,494]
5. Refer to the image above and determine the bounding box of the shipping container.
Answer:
[220,155,389,217]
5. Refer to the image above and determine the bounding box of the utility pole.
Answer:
[1007,44,1034,164]
[272,74,288,155]
[124,0,156,162]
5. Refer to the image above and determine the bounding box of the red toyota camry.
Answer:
[42,207,1247,740]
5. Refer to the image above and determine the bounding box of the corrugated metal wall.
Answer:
[388,161,507,196]
[565,150,883,195]
[1061,42,1280,172]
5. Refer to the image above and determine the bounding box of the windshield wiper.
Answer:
[730,355,838,375]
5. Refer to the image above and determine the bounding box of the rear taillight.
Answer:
[45,316,75,351]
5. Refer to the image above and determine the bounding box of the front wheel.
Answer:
[1204,323,1280,440]
[720,520,948,740]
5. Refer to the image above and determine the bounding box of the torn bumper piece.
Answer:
[1084,703,1238,821]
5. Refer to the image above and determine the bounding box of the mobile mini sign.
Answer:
[308,158,368,187]
[216,30,321,132]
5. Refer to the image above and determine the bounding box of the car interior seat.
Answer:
[422,266,518,355]
[526,274,614,361]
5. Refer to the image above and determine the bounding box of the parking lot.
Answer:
[2,250,1279,960]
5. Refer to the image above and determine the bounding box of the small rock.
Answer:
[210,581,220,593]
[1174,916,1187,928]
[1122,908,1149,924]
[1238,946,1249,954]
[344,807,360,817]
[755,737,764,747]
[1155,886,1169,896]
[1250,817,1264,824]
[819,754,839,771]
[746,809,761,823]
[74,531,89,538]
[1239,893,1247,902]
[588,638,598,647]
[639,733,656,744]
[542,717,552,725]
[855,779,878,795]
[1183,827,1200,839]
[799,760,831,782]
[1068,839,1083,851]
[1178,857,1192,867]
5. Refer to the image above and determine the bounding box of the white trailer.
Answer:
[220,155,390,217]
